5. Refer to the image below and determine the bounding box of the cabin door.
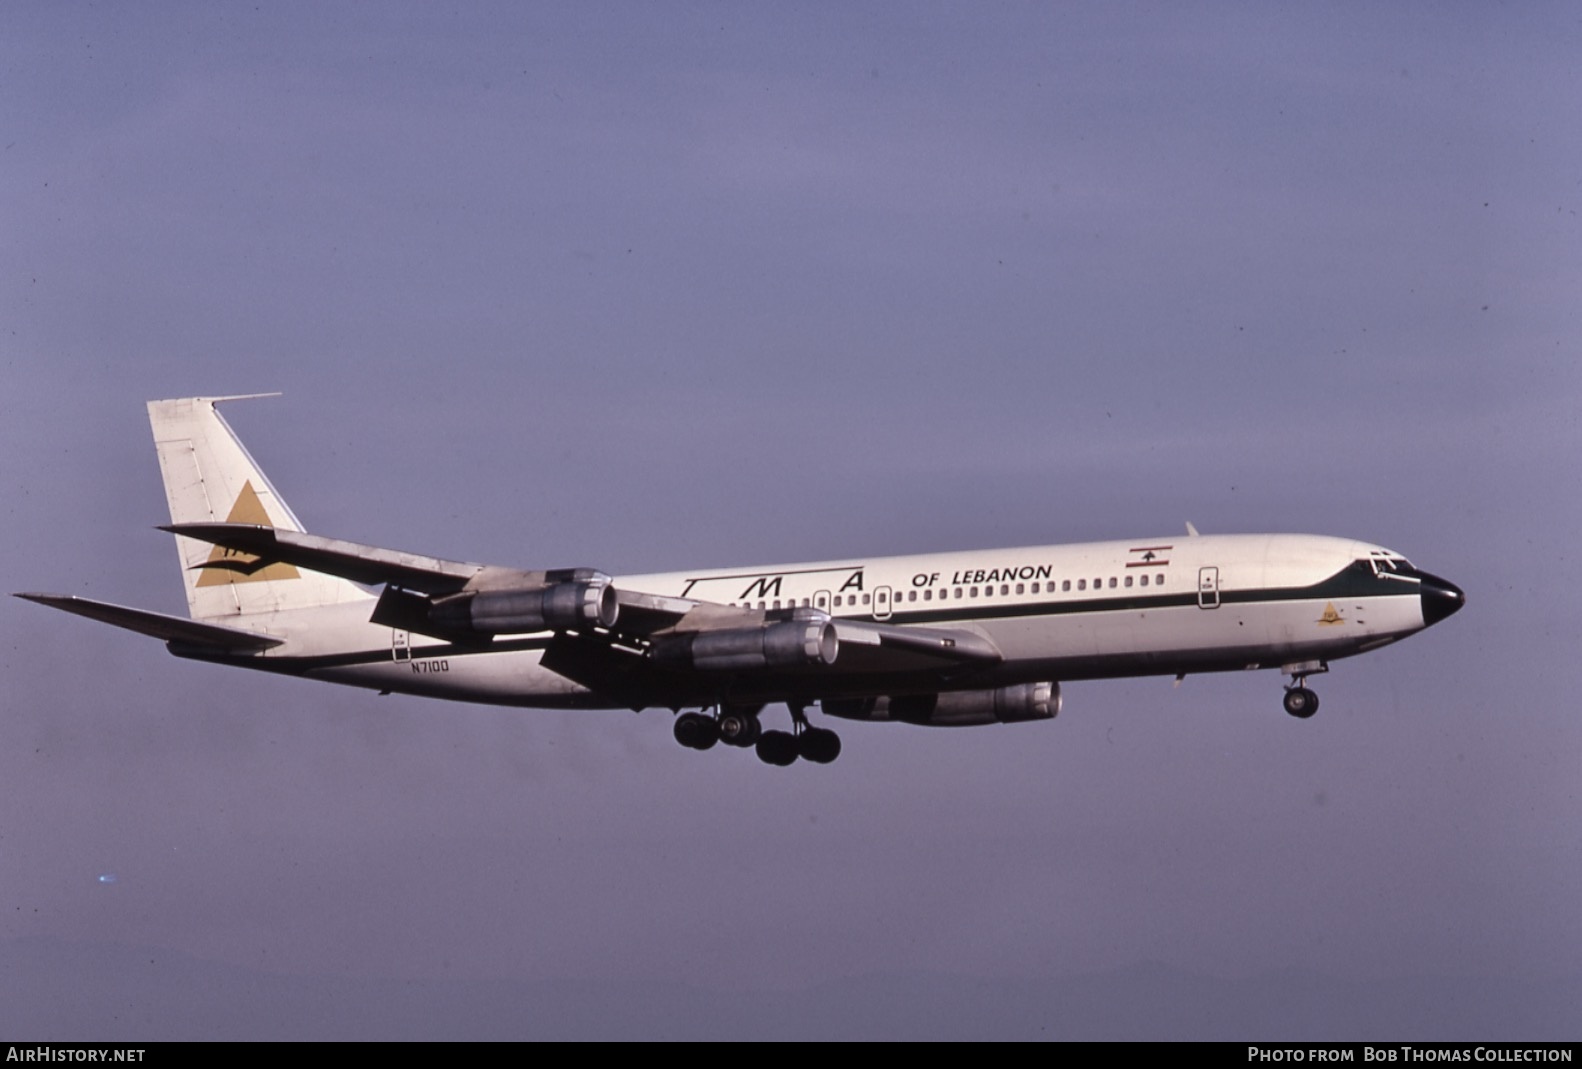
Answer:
[1197,567,1220,609]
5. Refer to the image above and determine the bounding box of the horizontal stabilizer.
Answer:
[14,593,283,650]
[162,523,485,594]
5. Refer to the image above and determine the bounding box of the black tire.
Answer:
[755,730,799,766]
[673,712,714,749]
[1283,687,1319,719]
[798,727,842,764]
[693,715,719,750]
[718,712,761,747]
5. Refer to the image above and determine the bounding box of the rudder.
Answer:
[148,395,372,620]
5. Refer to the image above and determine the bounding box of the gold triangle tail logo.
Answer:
[194,481,301,586]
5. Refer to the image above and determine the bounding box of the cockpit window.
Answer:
[1366,549,1415,576]
[1358,556,1420,582]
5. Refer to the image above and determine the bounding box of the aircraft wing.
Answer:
[167,522,694,631]
[611,588,708,636]
[164,521,1004,686]
[162,523,492,593]
[13,593,283,651]
[540,616,1001,710]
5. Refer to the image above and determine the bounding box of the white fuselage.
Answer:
[195,533,1437,710]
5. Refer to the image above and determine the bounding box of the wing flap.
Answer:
[14,593,283,650]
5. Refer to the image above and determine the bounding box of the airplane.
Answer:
[17,395,1465,767]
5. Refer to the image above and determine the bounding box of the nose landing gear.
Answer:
[1281,661,1327,719]
[1282,686,1319,718]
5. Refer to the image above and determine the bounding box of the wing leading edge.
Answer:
[161,523,487,593]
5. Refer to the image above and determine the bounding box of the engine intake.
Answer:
[651,617,838,672]
[824,682,1060,727]
[429,575,618,635]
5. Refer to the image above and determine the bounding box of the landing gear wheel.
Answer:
[797,727,842,765]
[1283,687,1319,719]
[718,711,762,747]
[755,730,799,766]
[673,712,720,750]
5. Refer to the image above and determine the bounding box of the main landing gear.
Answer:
[673,702,842,766]
[1281,661,1327,719]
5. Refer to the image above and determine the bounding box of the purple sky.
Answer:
[4,2,1580,1039]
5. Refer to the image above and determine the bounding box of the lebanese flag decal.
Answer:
[1126,545,1172,568]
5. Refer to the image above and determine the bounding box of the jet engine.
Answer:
[650,617,838,672]
[823,681,1060,726]
[428,572,618,635]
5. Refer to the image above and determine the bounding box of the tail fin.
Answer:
[148,395,373,620]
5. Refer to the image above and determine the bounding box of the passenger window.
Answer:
[1157,573,1164,585]
[1062,580,1070,592]
[1015,583,1024,595]
[1125,575,1133,588]
[1109,577,1117,589]
[1139,575,1147,587]
[923,589,932,601]
[1078,579,1086,591]
[862,594,871,605]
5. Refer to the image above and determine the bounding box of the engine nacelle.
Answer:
[823,682,1060,727]
[429,575,618,635]
[651,618,839,672]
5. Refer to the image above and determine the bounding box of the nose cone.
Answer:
[1418,571,1466,627]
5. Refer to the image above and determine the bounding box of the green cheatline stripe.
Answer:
[870,563,1410,627]
[177,563,1410,668]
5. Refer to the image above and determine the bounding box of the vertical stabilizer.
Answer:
[148,396,373,620]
